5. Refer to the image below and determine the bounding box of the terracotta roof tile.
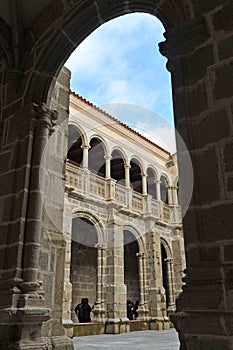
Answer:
[70,90,170,155]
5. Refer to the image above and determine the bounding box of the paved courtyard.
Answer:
[73,329,180,349]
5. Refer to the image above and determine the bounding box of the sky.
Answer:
[65,13,176,153]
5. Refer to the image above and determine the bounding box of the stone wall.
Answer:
[71,242,97,311]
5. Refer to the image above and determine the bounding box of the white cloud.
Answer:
[65,12,174,126]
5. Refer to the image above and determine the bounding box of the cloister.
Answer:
[0,1,232,349]
[61,91,184,335]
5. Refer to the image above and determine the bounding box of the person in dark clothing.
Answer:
[127,300,134,320]
[74,298,84,323]
[133,300,139,320]
[75,298,92,323]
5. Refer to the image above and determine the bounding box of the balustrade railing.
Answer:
[65,162,181,224]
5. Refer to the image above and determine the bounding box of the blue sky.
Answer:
[65,13,176,153]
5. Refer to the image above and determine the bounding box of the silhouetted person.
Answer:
[133,300,139,320]
[127,300,134,320]
[75,298,92,323]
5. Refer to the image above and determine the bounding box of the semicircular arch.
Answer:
[23,1,193,105]
[72,209,105,245]
[123,224,146,253]
[160,237,172,259]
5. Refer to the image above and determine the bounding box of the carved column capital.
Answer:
[33,102,58,134]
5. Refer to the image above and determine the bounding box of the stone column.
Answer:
[81,144,90,169]
[124,163,131,188]
[167,187,173,205]
[155,180,161,201]
[92,243,106,322]
[104,207,129,334]
[145,226,169,330]
[20,103,58,292]
[159,12,233,349]
[172,186,178,205]
[164,258,175,313]
[105,155,112,179]
[62,200,73,329]
[142,173,147,195]
[136,252,149,320]
[0,103,65,350]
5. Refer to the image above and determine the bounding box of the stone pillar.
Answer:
[104,207,129,334]
[172,186,178,205]
[0,102,71,350]
[156,180,161,201]
[145,226,169,330]
[92,243,106,322]
[105,155,112,179]
[81,144,89,169]
[160,10,233,349]
[167,187,173,205]
[21,103,57,291]
[136,252,149,320]
[164,258,175,313]
[124,163,131,188]
[142,173,147,195]
[62,200,73,329]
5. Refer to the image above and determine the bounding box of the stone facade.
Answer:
[0,1,233,349]
[62,92,184,334]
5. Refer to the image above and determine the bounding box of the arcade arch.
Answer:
[111,149,125,185]
[70,217,98,321]
[67,125,83,165]
[89,137,106,177]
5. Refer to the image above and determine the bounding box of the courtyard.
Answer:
[73,329,179,350]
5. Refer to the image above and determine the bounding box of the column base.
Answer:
[92,302,106,323]
[137,304,150,321]
[149,317,170,330]
[105,318,130,334]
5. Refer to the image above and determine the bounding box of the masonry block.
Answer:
[192,0,226,16]
[200,203,233,241]
[223,142,233,172]
[173,45,214,88]
[213,3,233,33]
[218,35,233,60]
[191,147,221,204]
[191,109,229,149]
[210,60,233,101]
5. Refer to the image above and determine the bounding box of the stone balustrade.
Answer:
[65,161,181,224]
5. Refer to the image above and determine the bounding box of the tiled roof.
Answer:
[70,90,170,155]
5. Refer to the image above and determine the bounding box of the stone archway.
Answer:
[1,1,233,349]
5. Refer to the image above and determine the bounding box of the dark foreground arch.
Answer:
[0,1,233,349]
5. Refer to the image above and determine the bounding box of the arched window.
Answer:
[160,175,168,204]
[111,149,125,185]
[147,168,156,198]
[67,125,83,166]
[124,230,140,312]
[89,138,105,177]
[130,158,142,193]
[71,217,98,321]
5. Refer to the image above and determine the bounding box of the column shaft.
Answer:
[156,181,161,201]
[21,103,57,292]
